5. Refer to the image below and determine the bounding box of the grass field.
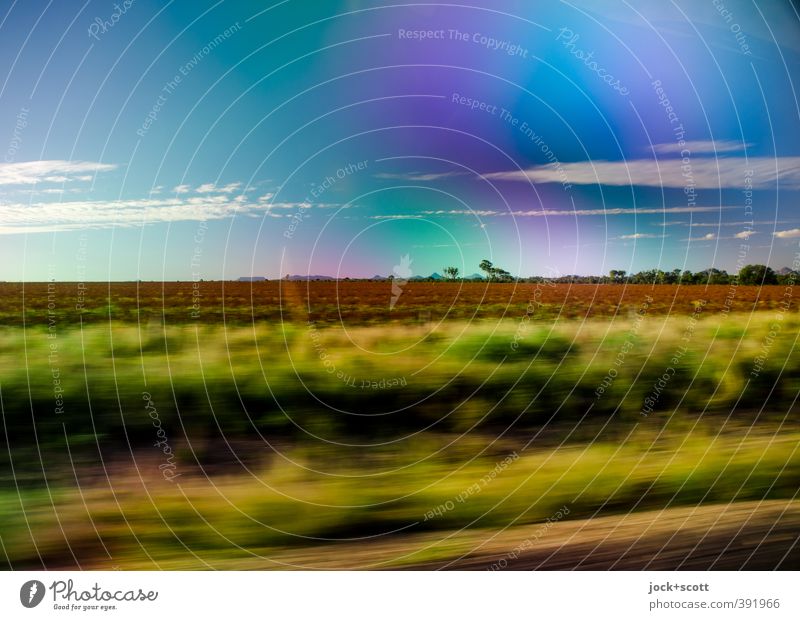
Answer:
[3,432,798,569]
[1,282,798,569]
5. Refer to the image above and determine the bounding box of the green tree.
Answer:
[443,266,460,280]
[494,268,513,282]
[738,264,778,285]
[696,268,729,285]
[479,260,512,282]
[609,269,627,283]
[479,260,495,280]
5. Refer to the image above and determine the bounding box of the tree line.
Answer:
[436,263,795,286]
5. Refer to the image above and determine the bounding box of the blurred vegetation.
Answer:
[1,310,798,568]
[1,430,798,568]
[1,312,798,460]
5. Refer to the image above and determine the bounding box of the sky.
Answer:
[1,0,800,280]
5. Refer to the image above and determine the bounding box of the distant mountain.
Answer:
[408,272,444,281]
[370,275,388,280]
[284,274,335,281]
[777,267,796,275]
[464,273,484,280]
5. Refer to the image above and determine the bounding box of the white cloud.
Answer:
[374,171,467,182]
[420,209,498,217]
[620,233,665,239]
[483,157,800,189]
[0,195,312,234]
[16,187,82,195]
[652,140,752,155]
[735,230,756,239]
[0,160,115,186]
[689,220,775,227]
[265,201,300,209]
[684,232,717,242]
[774,228,800,239]
[418,206,726,217]
[193,182,243,194]
[172,184,191,194]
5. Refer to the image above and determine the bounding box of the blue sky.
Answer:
[1,0,800,280]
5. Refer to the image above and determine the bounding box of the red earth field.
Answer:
[0,281,789,326]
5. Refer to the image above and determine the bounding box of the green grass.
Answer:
[1,429,797,568]
[1,312,797,454]
[1,312,798,567]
